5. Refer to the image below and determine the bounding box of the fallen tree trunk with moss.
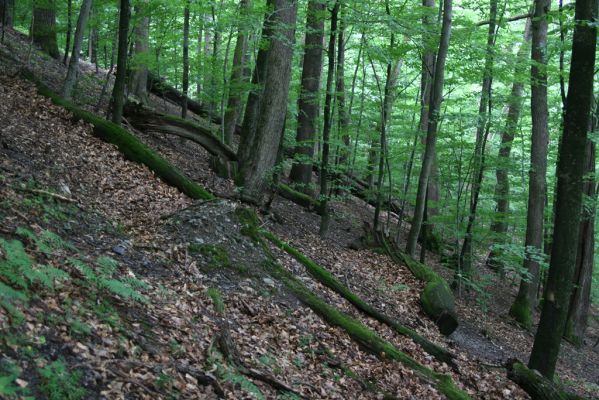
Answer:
[261,230,456,367]
[233,208,470,400]
[506,360,586,400]
[26,74,214,201]
[276,183,319,210]
[378,233,458,336]
[147,71,241,136]
[123,102,237,162]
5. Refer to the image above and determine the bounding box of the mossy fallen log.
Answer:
[261,259,470,400]
[234,208,470,400]
[276,183,319,210]
[27,74,214,201]
[506,360,587,400]
[379,234,458,336]
[261,230,456,367]
[123,102,238,162]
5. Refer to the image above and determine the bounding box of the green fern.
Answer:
[100,279,148,303]
[68,258,97,282]
[0,239,32,289]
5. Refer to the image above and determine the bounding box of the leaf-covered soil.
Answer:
[1,27,598,399]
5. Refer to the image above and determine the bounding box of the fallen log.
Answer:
[379,233,458,336]
[24,74,214,201]
[262,230,456,368]
[234,208,470,400]
[123,102,237,162]
[506,360,586,400]
[276,183,319,210]
[146,71,242,136]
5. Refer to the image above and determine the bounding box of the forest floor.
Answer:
[0,28,598,399]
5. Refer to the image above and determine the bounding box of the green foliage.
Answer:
[0,361,29,399]
[38,360,86,400]
[189,244,231,270]
[208,287,225,314]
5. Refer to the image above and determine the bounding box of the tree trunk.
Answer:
[62,0,72,65]
[61,0,93,100]
[223,0,252,145]
[236,0,297,206]
[319,1,339,237]
[405,0,453,257]
[564,133,596,347]
[32,0,60,59]
[110,0,131,126]
[336,5,350,168]
[487,19,532,272]
[510,0,551,329]
[288,0,325,193]
[1,0,14,27]
[528,0,597,379]
[130,0,149,103]
[457,0,498,278]
[182,1,190,119]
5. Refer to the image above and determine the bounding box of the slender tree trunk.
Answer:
[405,0,453,257]
[319,1,339,237]
[1,0,14,28]
[336,5,350,168]
[528,0,597,379]
[182,1,190,119]
[236,0,297,206]
[487,19,532,272]
[62,0,72,65]
[457,0,498,279]
[223,0,252,145]
[209,6,220,118]
[130,0,149,103]
[564,117,596,347]
[510,0,551,329]
[289,0,325,192]
[32,0,60,59]
[61,0,93,100]
[110,0,131,126]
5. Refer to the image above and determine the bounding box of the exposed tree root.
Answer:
[262,230,456,368]
[378,233,458,335]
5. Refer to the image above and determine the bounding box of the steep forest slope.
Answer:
[0,27,598,400]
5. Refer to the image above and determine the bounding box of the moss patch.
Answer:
[189,244,231,271]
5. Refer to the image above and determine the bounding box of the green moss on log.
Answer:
[507,361,586,400]
[261,259,470,400]
[379,235,458,335]
[277,184,319,209]
[262,231,455,367]
[26,75,214,201]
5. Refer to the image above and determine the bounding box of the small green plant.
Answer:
[38,360,86,400]
[0,361,29,399]
[189,243,231,270]
[207,287,225,314]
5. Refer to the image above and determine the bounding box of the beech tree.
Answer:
[236,0,297,206]
[61,0,92,100]
[32,0,60,59]
[528,0,597,379]
[110,0,131,125]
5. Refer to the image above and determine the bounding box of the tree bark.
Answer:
[288,0,325,193]
[487,19,532,272]
[110,0,131,126]
[130,0,150,103]
[318,1,339,236]
[528,0,597,379]
[61,0,93,100]
[1,0,14,27]
[182,1,190,119]
[457,0,498,278]
[32,0,60,59]
[223,0,252,145]
[510,0,551,329]
[336,5,350,167]
[236,0,297,206]
[406,0,453,257]
[62,0,72,65]
[564,133,596,347]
